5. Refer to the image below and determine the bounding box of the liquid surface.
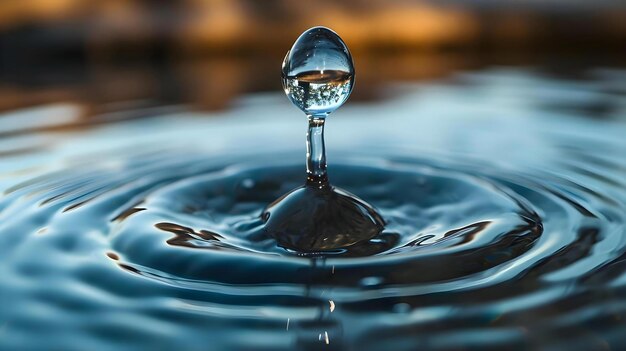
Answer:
[1,68,626,350]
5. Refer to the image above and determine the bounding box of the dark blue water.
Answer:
[1,68,625,350]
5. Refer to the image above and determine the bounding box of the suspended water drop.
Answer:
[282,26,355,183]
[262,27,384,253]
[282,26,355,117]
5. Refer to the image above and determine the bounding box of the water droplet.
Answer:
[282,26,354,117]
[281,26,355,182]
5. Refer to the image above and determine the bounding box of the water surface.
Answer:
[1,68,625,350]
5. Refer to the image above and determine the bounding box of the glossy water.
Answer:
[1,68,626,350]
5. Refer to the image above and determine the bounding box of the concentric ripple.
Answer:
[1,69,625,351]
[107,158,542,281]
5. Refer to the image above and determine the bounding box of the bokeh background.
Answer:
[1,4,626,351]
[1,0,625,119]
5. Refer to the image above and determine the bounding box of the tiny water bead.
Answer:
[265,27,384,253]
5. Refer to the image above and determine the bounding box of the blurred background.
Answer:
[0,0,625,119]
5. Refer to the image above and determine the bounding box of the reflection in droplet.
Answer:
[282,27,354,117]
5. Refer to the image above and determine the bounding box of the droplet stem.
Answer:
[306,115,328,186]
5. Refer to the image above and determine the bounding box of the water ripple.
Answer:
[1,68,625,350]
